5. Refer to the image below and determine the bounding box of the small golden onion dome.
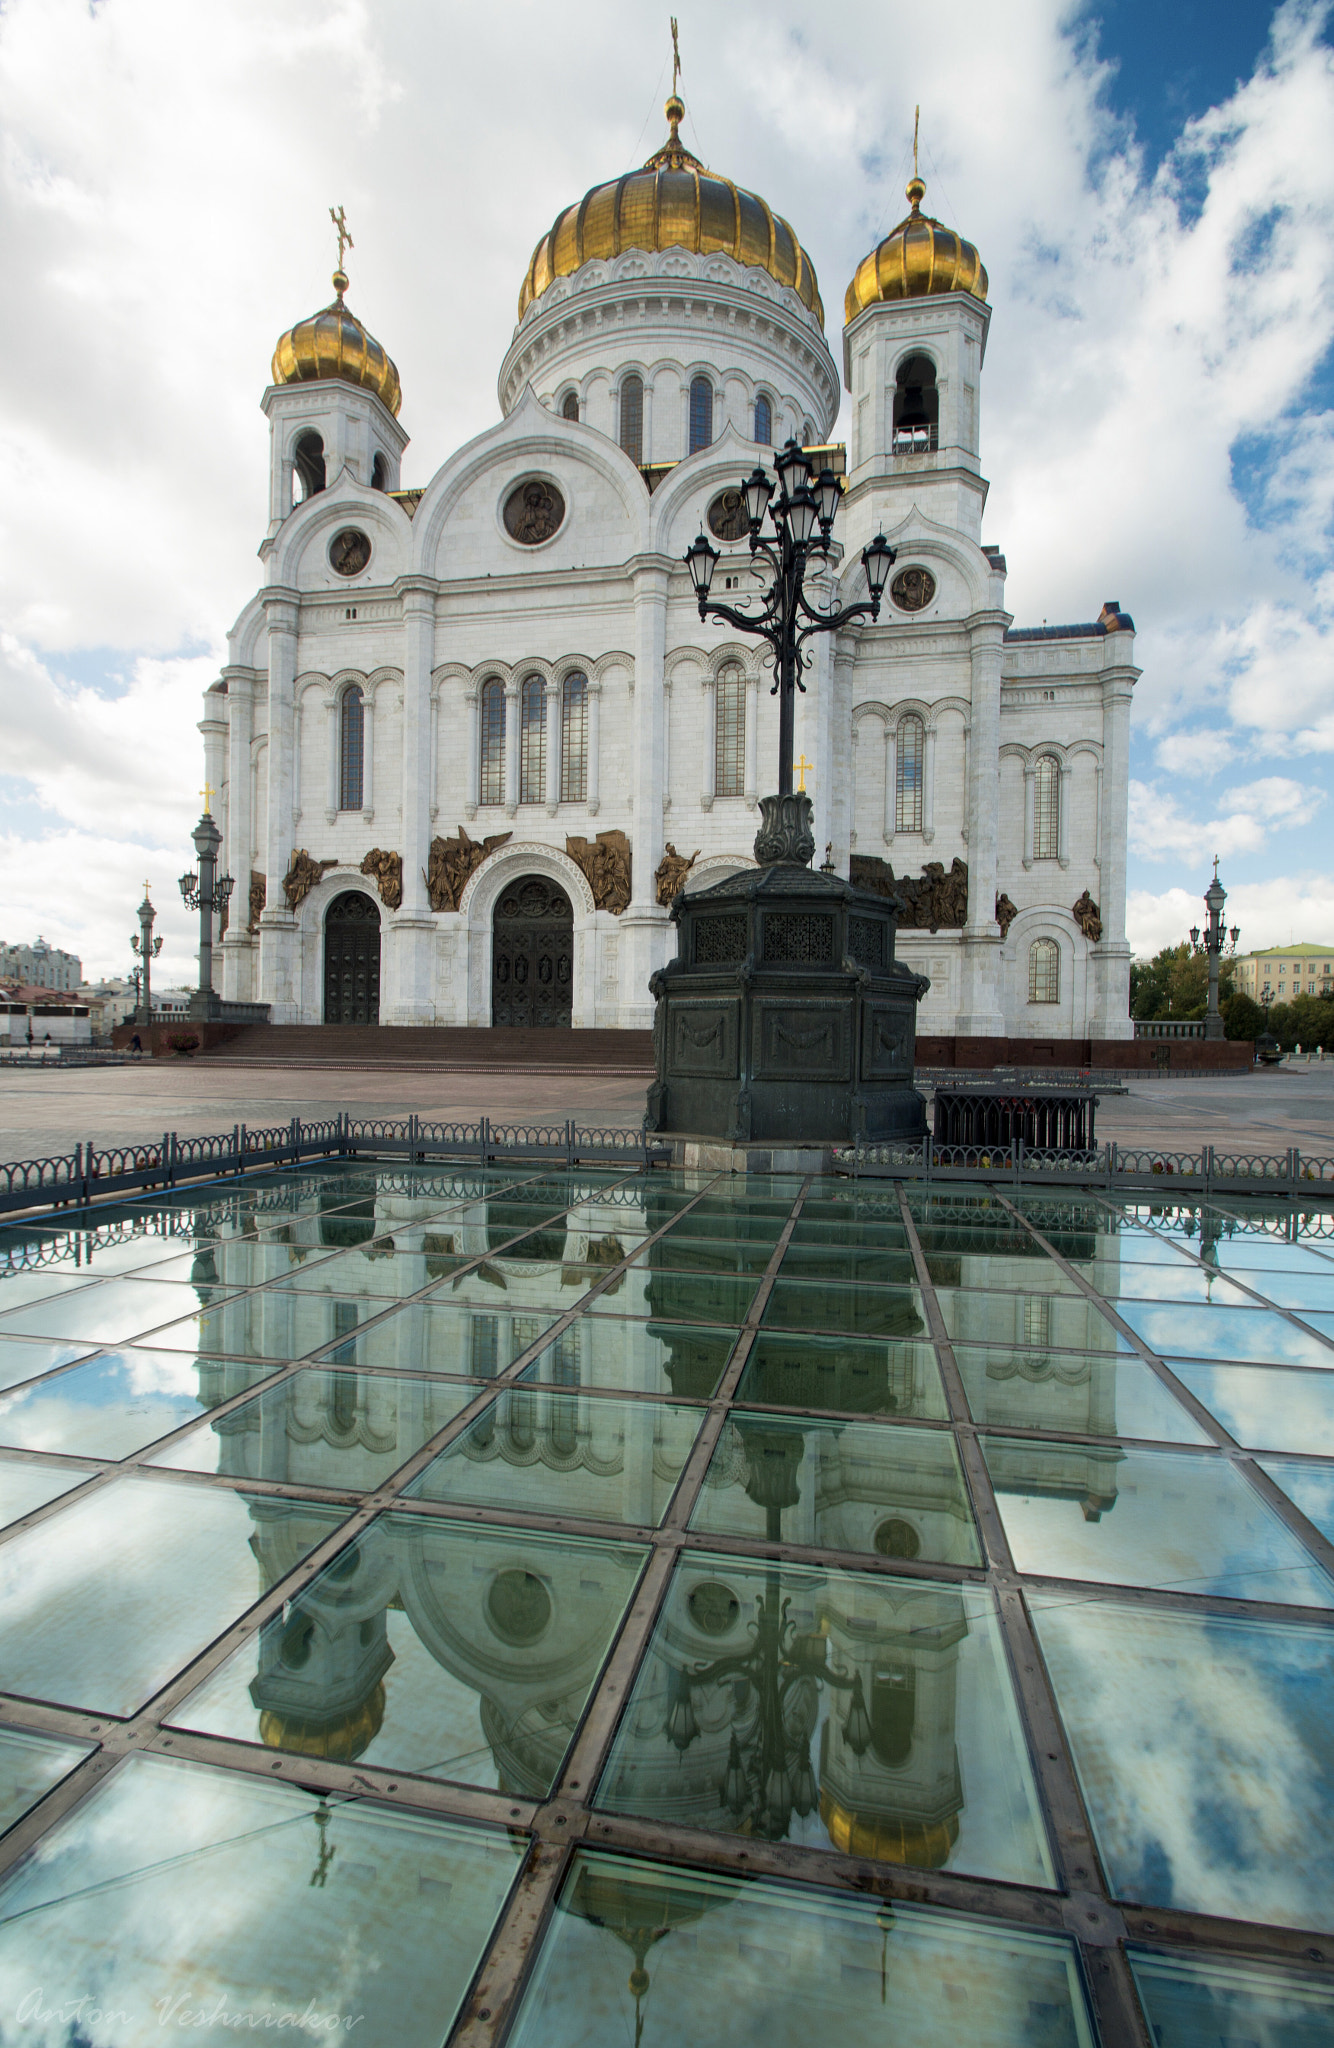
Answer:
[844,175,987,324]
[259,1680,386,1763]
[271,271,402,418]
[820,1788,961,1868]
[519,96,823,327]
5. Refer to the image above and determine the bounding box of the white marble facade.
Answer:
[204,162,1137,1039]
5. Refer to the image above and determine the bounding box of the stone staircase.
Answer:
[199,1024,655,1073]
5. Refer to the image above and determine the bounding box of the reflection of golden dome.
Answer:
[820,1788,960,1868]
[519,97,823,327]
[259,1680,385,1762]
[844,176,987,324]
[271,272,402,417]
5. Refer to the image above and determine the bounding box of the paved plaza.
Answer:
[0,1054,1330,1167]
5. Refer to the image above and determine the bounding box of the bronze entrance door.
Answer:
[323,891,381,1024]
[492,876,573,1027]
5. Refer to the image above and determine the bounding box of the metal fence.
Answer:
[0,1115,666,1217]
[838,1135,1334,1198]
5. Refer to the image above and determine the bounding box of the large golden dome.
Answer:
[519,97,823,327]
[844,175,987,324]
[271,270,402,418]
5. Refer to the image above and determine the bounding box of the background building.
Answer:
[0,937,82,992]
[1233,946,1334,1004]
[204,100,1137,1040]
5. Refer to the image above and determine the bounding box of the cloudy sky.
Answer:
[0,0,1331,983]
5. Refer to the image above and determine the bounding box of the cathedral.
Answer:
[203,93,1137,1039]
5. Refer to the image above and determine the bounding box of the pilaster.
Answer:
[956,607,1008,1035]
[258,590,301,1022]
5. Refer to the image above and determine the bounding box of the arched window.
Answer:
[370,452,388,491]
[560,672,588,803]
[293,431,326,502]
[1029,937,1060,1004]
[561,391,580,422]
[519,674,546,804]
[753,394,772,445]
[801,418,815,446]
[715,664,745,797]
[479,678,506,805]
[619,375,644,465]
[895,714,925,833]
[1034,755,1060,860]
[339,685,365,811]
[689,376,714,454]
[893,354,939,453]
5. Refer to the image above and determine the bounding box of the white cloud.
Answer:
[1129,773,1324,865]
[0,0,1331,977]
[1128,871,1334,955]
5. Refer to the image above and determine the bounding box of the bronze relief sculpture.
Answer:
[850,854,969,932]
[360,849,403,909]
[424,825,512,913]
[654,842,700,905]
[247,871,266,932]
[283,849,338,910]
[566,830,632,914]
[1072,891,1103,943]
[995,893,1019,939]
[503,479,565,545]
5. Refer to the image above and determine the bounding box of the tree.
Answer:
[1129,943,1235,1021]
[1220,990,1265,1042]
[1263,991,1334,1052]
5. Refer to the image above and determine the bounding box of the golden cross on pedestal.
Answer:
[200,783,215,814]
[330,204,353,271]
[143,880,152,895]
[795,754,813,792]
[670,16,681,92]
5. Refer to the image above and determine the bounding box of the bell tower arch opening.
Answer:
[491,875,573,1027]
[892,354,938,453]
[323,890,381,1024]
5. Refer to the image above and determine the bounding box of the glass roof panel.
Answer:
[955,1349,1211,1444]
[1172,1361,1334,1454]
[1127,1946,1334,2045]
[736,1331,949,1420]
[519,1317,739,1400]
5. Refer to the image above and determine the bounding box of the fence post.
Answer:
[1203,1143,1213,1195]
[1293,1147,1302,1196]
[1107,1140,1116,1191]
[1014,1136,1023,1187]
[161,1132,171,1189]
[290,1116,299,1166]
[566,1119,574,1170]
[480,1115,490,1165]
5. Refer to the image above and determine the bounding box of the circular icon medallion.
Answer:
[329,528,372,577]
[890,565,936,612]
[707,489,750,542]
[687,1581,740,1636]
[503,478,566,544]
[874,1517,921,1559]
[486,1569,552,1644]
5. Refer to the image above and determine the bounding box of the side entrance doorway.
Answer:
[492,876,573,1027]
[324,891,381,1024]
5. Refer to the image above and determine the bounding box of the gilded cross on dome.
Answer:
[671,16,681,94]
[330,205,353,271]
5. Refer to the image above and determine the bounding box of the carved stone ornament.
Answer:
[503,478,565,545]
[849,853,968,931]
[707,488,750,542]
[655,841,700,905]
[754,791,815,868]
[425,825,512,913]
[248,870,266,932]
[360,848,403,910]
[566,830,632,914]
[329,528,372,577]
[1072,890,1104,943]
[283,848,338,911]
[890,565,936,613]
[995,892,1019,939]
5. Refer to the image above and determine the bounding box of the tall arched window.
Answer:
[715,664,745,797]
[1034,755,1061,860]
[339,685,364,811]
[753,394,772,445]
[801,418,815,446]
[893,354,939,453]
[561,391,580,421]
[895,714,925,833]
[370,452,388,490]
[689,376,714,454]
[519,675,546,804]
[293,431,326,502]
[560,672,588,803]
[619,375,644,464]
[479,678,506,805]
[1029,937,1060,1004]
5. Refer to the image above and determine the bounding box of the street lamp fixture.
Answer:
[178,800,235,1022]
[1188,857,1236,1043]
[129,883,163,1028]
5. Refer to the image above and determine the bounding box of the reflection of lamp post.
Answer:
[179,792,234,1022]
[667,1569,868,1842]
[129,883,163,1027]
[1188,856,1237,1043]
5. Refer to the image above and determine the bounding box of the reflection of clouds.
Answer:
[0,1754,521,2048]
[1121,1303,1333,1367]
[1176,1363,1334,1455]
[1260,1458,1334,1544]
[1033,1598,1334,1930]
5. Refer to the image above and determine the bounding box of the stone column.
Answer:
[618,554,672,1026]
[882,723,897,845]
[1022,762,1035,869]
[325,697,339,822]
[221,667,258,1002]
[545,676,561,814]
[384,576,438,1024]
[829,643,856,872]
[429,692,439,822]
[465,685,480,817]
[587,680,602,815]
[1058,761,1072,868]
[1090,643,1138,1039]
[956,609,1007,1037]
[923,723,937,844]
[700,673,716,810]
[743,670,759,806]
[259,590,301,1022]
[503,676,520,818]
[362,692,375,823]
[661,671,672,818]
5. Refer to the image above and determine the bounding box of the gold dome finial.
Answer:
[329,203,353,303]
[843,106,987,322]
[906,107,926,212]
[271,206,402,416]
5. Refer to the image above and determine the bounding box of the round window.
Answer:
[486,1569,552,1644]
[873,1517,921,1559]
[707,489,750,542]
[687,1581,740,1636]
[503,478,566,544]
[329,528,372,577]
[890,565,936,613]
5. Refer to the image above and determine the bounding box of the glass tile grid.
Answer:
[0,1165,1331,2048]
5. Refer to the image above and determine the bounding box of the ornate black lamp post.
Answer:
[646,447,925,1148]
[1188,858,1239,1043]
[179,795,235,1023]
[129,884,163,1028]
[686,442,895,851]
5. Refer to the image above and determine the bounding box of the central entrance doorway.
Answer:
[324,891,381,1024]
[492,875,573,1027]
